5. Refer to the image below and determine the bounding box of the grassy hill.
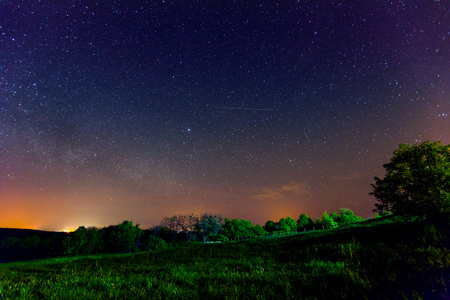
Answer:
[0,216,448,299]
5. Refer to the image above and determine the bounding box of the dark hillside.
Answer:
[0,228,66,263]
[0,228,66,240]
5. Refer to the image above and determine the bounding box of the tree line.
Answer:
[58,207,365,256]
[153,208,365,243]
[62,221,168,255]
[2,140,448,261]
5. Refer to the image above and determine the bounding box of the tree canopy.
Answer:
[62,221,166,255]
[223,219,267,239]
[297,214,314,230]
[316,211,337,229]
[264,220,277,233]
[160,213,199,241]
[103,221,142,253]
[331,208,364,226]
[63,226,102,255]
[278,217,297,232]
[370,141,450,218]
[196,214,223,242]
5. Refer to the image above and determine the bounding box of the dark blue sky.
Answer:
[1,1,449,230]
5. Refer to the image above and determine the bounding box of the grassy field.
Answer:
[0,216,448,299]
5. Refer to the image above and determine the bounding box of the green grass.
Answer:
[0,216,448,299]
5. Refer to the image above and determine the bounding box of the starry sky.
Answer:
[1,1,449,231]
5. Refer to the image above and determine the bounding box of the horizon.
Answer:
[0,206,376,232]
[1,1,448,231]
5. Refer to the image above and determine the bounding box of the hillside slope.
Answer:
[0,216,449,299]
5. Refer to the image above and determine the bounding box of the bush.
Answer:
[206,234,229,242]
[140,232,168,251]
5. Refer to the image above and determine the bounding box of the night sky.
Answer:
[1,1,449,231]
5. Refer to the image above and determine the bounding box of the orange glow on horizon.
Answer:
[0,192,42,230]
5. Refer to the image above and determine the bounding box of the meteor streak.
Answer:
[213,107,274,111]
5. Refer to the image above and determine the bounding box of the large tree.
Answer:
[370,141,450,218]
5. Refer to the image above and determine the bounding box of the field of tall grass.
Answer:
[0,215,448,299]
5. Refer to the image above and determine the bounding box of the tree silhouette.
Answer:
[370,141,450,218]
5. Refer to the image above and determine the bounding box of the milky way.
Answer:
[0,1,449,230]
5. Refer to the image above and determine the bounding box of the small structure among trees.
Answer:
[196,214,223,243]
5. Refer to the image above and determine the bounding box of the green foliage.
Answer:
[223,219,267,239]
[278,216,297,232]
[1,215,448,299]
[297,214,314,230]
[22,235,40,249]
[371,141,450,218]
[206,234,229,242]
[224,218,249,239]
[264,220,276,233]
[0,231,66,262]
[103,221,142,253]
[2,235,42,250]
[253,224,267,236]
[139,232,168,251]
[63,226,103,255]
[374,212,392,218]
[331,208,364,226]
[317,211,338,229]
[196,214,222,242]
[1,237,20,248]
[61,222,171,256]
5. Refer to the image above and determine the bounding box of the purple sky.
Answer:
[1,1,449,230]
